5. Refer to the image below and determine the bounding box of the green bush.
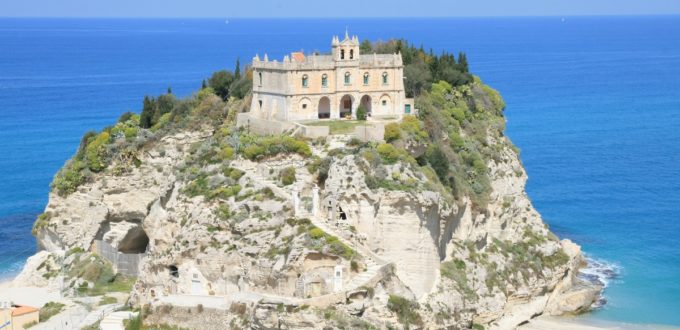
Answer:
[280,167,296,186]
[356,105,367,120]
[376,143,400,164]
[85,131,110,172]
[39,302,65,322]
[384,123,401,142]
[387,295,423,327]
[51,159,87,196]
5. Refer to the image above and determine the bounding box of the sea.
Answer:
[0,16,679,326]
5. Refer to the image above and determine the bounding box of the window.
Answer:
[382,100,387,106]
[302,74,309,87]
[350,49,354,59]
[382,72,388,85]
[322,74,328,87]
[341,49,345,60]
[344,72,351,85]
[302,103,308,109]
[363,73,369,85]
[258,72,262,86]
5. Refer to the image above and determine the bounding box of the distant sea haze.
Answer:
[0,16,679,326]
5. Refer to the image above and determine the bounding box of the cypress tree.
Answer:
[167,86,172,94]
[458,52,469,73]
[201,79,207,89]
[139,96,154,128]
[234,58,241,79]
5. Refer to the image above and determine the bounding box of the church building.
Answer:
[248,33,413,122]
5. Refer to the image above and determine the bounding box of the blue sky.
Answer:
[2,0,680,17]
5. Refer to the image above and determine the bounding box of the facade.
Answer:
[249,33,413,122]
[0,302,39,330]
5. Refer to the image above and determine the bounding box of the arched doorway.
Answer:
[340,95,353,118]
[360,95,372,117]
[318,97,330,119]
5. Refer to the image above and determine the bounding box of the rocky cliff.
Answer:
[15,79,601,329]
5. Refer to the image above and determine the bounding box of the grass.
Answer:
[99,295,118,305]
[39,301,65,322]
[387,295,423,327]
[306,120,368,135]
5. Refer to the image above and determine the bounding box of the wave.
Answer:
[578,256,621,309]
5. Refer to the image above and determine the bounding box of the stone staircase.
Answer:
[99,311,138,330]
[77,303,123,329]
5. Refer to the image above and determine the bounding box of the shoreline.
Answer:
[519,315,680,330]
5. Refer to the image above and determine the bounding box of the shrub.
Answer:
[52,159,87,196]
[387,295,423,327]
[356,105,367,120]
[376,143,400,164]
[39,302,65,322]
[309,227,325,239]
[384,123,401,142]
[280,167,296,186]
[31,212,52,236]
[117,112,135,123]
[85,131,110,172]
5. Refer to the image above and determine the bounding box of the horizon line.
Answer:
[1,13,680,19]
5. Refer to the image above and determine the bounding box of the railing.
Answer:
[94,239,146,276]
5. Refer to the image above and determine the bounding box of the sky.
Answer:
[1,0,680,18]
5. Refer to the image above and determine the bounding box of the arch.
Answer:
[360,95,372,117]
[318,97,331,119]
[340,94,353,118]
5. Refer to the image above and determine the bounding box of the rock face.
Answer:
[17,124,601,329]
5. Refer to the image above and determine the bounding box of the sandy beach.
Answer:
[0,279,63,308]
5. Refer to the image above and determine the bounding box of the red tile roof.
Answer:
[12,305,39,316]
[291,52,305,62]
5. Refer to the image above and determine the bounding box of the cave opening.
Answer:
[117,225,150,254]
[169,265,179,278]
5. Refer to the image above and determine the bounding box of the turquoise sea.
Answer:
[0,17,678,326]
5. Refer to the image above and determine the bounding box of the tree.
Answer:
[458,52,469,73]
[167,86,172,94]
[234,58,241,79]
[139,96,154,128]
[208,70,235,100]
[404,58,432,97]
[201,79,207,89]
[360,40,372,54]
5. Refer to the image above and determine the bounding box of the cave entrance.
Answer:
[93,220,149,276]
[338,206,347,220]
[117,225,149,254]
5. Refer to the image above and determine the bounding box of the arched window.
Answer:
[363,72,369,85]
[350,49,354,59]
[341,49,345,60]
[382,72,388,85]
[344,72,351,85]
[258,72,262,86]
[302,74,309,88]
[321,74,328,87]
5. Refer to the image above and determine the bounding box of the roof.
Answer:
[12,305,39,316]
[291,52,305,62]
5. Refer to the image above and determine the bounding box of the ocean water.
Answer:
[1,17,679,325]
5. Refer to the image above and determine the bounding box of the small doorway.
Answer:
[191,274,203,295]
